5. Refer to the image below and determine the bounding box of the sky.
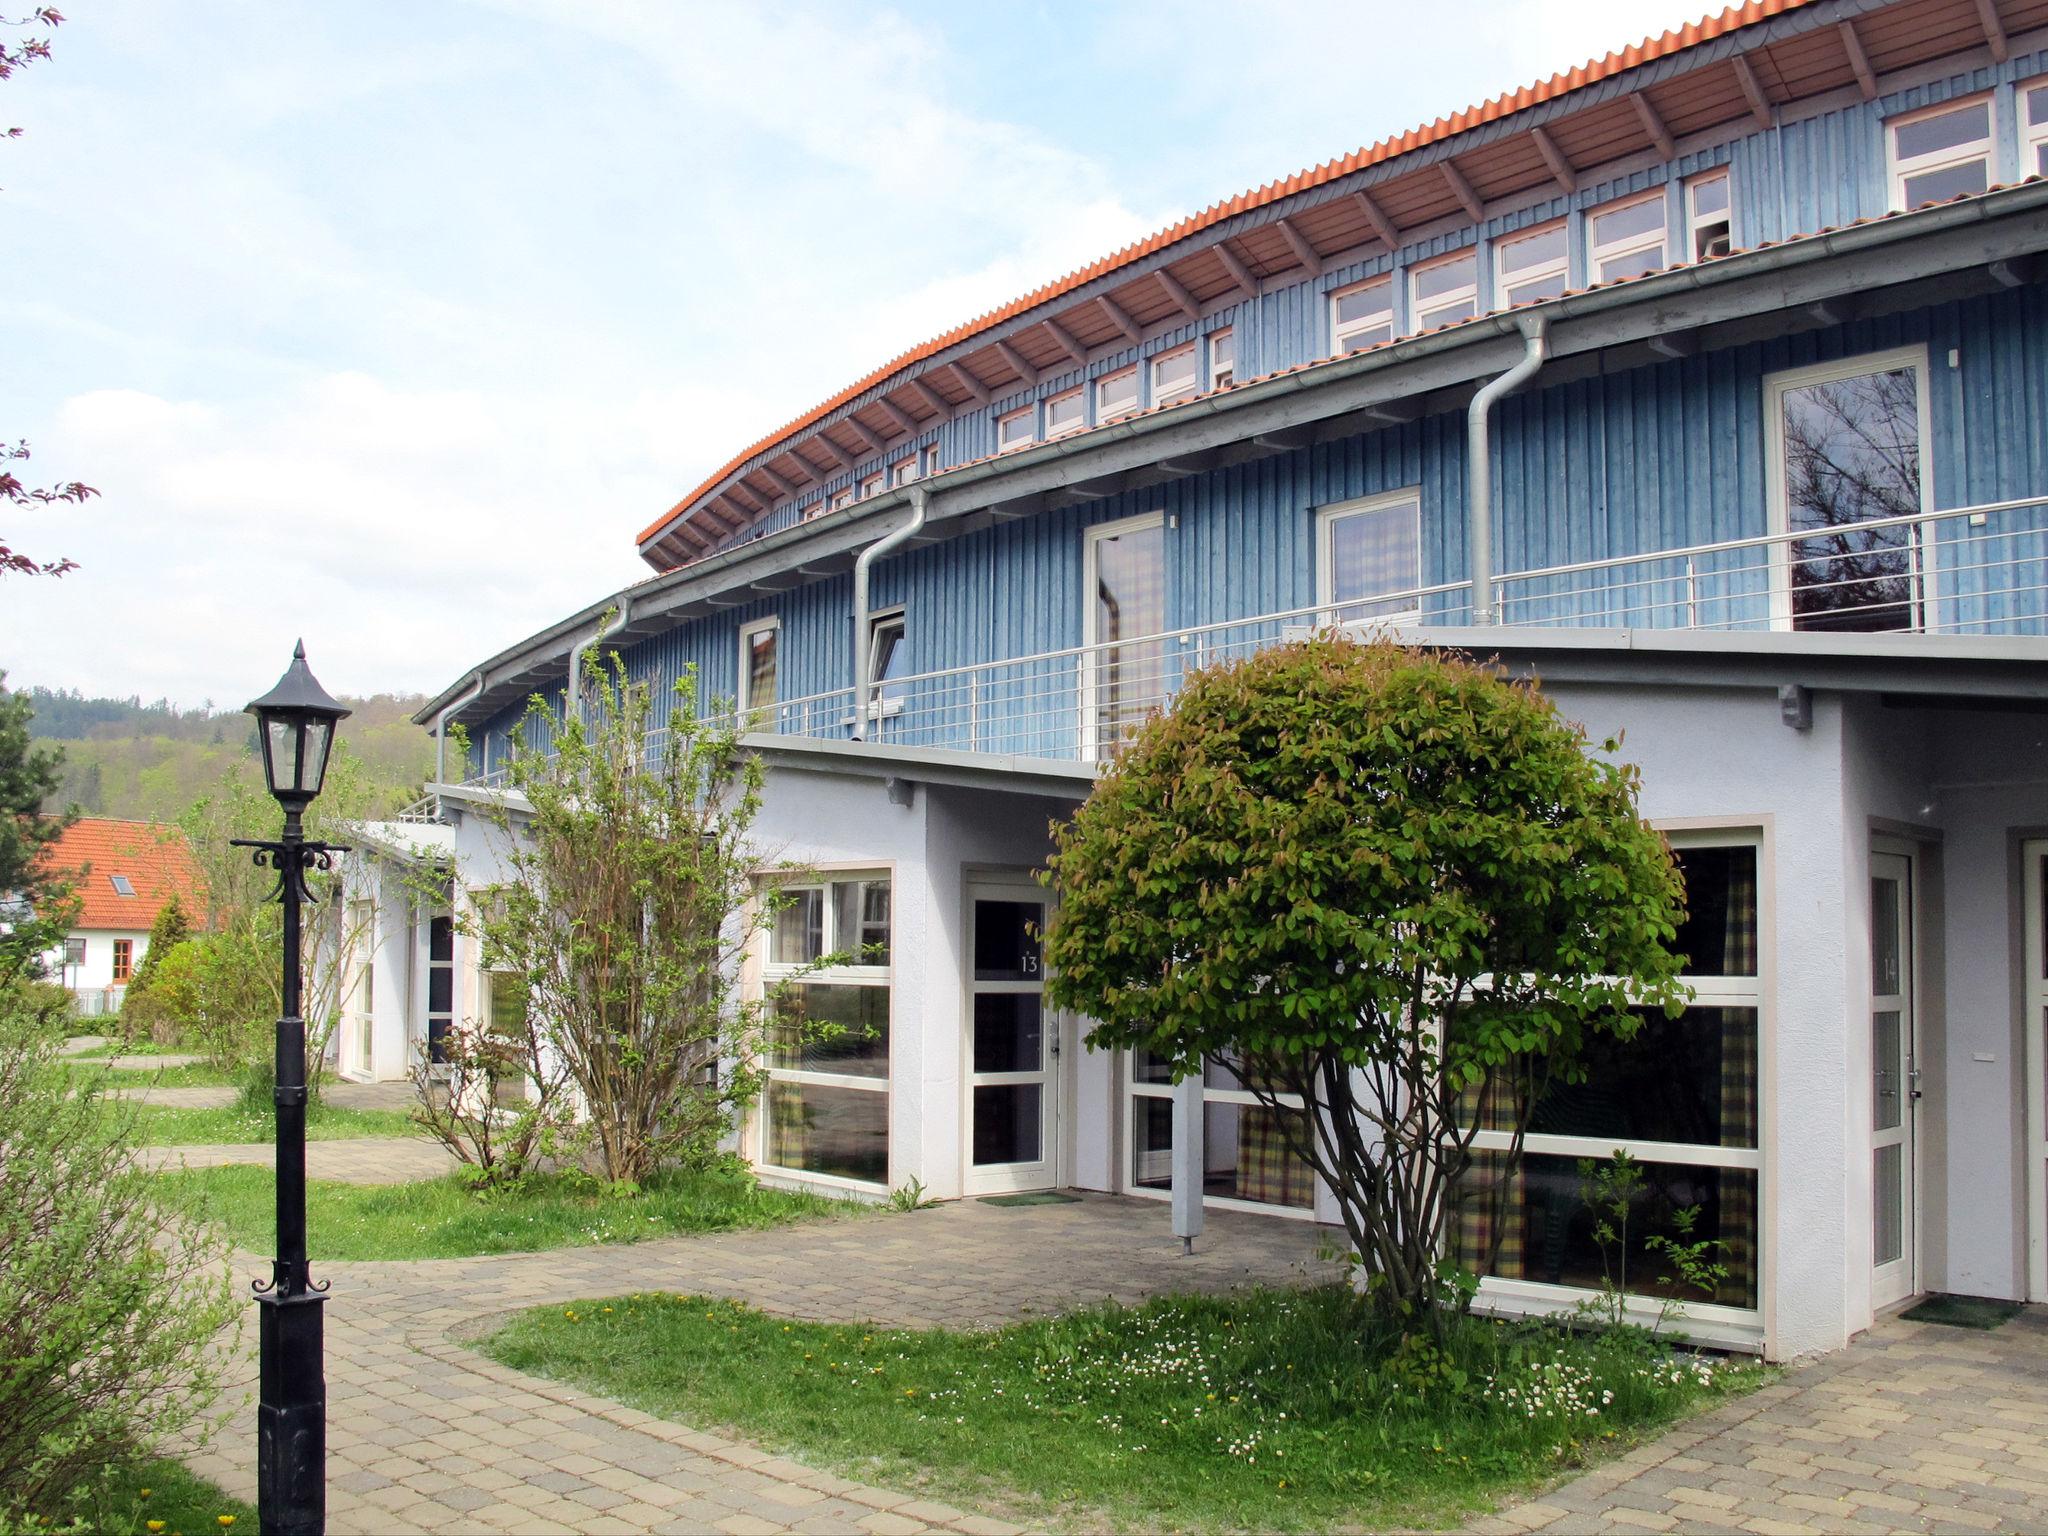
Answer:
[3,0,1714,710]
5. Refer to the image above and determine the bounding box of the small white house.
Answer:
[40,818,202,1017]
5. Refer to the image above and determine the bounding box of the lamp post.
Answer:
[237,641,350,1536]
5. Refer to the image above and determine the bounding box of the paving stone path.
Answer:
[182,1195,1340,1535]
[143,1136,455,1182]
[1484,1305,2048,1535]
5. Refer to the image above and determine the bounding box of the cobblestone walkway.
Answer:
[1484,1306,2048,1535]
[143,1136,454,1182]
[183,1195,1338,1535]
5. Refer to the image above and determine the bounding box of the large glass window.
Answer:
[1046,388,1085,439]
[1084,515,1168,755]
[1318,490,1423,626]
[1454,835,1764,1314]
[1330,279,1393,354]
[997,406,1035,453]
[1888,97,1992,210]
[1128,1050,1317,1212]
[2026,81,2048,178]
[1766,350,1927,632]
[1411,250,1477,331]
[759,874,892,1188]
[1151,346,1197,408]
[1496,223,1568,307]
[739,617,780,718]
[1590,192,1669,283]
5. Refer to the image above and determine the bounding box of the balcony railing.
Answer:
[433,493,2048,795]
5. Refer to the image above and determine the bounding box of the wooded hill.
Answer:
[25,687,437,822]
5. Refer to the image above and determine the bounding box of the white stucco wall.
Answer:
[57,927,151,992]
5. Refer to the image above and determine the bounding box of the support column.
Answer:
[1172,1069,1204,1255]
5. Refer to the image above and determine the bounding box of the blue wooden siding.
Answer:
[699,38,2048,543]
[567,277,2048,753]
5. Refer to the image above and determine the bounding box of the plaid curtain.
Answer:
[1717,855,1760,1306]
[1237,1105,1316,1208]
[767,1082,809,1169]
[1450,1073,1527,1280]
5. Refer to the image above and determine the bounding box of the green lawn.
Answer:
[62,1058,239,1090]
[131,1101,419,1145]
[35,1455,254,1536]
[161,1163,859,1260]
[484,1287,1759,1532]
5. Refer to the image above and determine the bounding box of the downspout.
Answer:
[1465,314,1548,626]
[851,485,928,741]
[571,593,633,730]
[434,671,484,785]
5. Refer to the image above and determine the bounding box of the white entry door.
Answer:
[1870,852,1917,1309]
[2024,841,2048,1303]
[965,883,1057,1194]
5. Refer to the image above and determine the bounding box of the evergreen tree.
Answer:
[0,673,76,980]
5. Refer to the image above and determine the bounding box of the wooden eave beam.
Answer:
[1647,329,1698,360]
[1273,215,1324,276]
[1990,255,2040,287]
[993,339,1040,387]
[1837,20,1879,102]
[1730,53,1773,132]
[697,499,742,534]
[1040,317,1090,367]
[1631,92,1678,160]
[1097,293,1144,344]
[1975,0,2009,63]
[1212,240,1259,298]
[1440,158,1484,221]
[1065,472,1128,501]
[811,433,858,471]
[947,362,992,405]
[725,484,768,516]
[1529,125,1577,194]
[844,416,890,453]
[754,462,801,499]
[1351,189,1401,250]
[905,376,951,416]
[1358,397,1426,427]
[872,396,918,435]
[1154,267,1202,321]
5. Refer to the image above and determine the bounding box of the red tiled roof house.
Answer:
[40,817,203,1013]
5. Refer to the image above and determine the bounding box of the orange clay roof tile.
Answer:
[642,0,1823,554]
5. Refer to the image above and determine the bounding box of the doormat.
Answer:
[1899,1294,2024,1330]
[979,1191,1082,1207]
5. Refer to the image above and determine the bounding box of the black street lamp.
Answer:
[237,641,350,1536]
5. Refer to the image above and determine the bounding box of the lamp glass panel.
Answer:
[303,718,333,795]
[266,718,300,794]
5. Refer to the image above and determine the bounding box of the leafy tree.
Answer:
[0,671,74,980]
[468,652,797,1186]
[118,891,194,1045]
[1042,639,1687,1331]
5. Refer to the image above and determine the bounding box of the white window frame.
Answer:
[347,898,375,1077]
[1045,387,1086,439]
[1588,190,1670,283]
[1761,345,1933,631]
[1316,488,1424,628]
[857,473,883,501]
[1080,509,1167,761]
[828,488,856,512]
[1467,822,1773,1350]
[1207,327,1235,390]
[756,868,895,1193]
[1886,94,1993,212]
[1150,345,1198,408]
[1329,277,1394,355]
[1410,248,1478,332]
[1494,219,1569,308]
[1686,169,1732,261]
[996,406,1035,453]
[2024,77,2048,180]
[738,614,781,719]
[1094,366,1139,423]
[865,607,907,722]
[887,454,918,488]
[1124,1052,1320,1220]
[921,443,942,477]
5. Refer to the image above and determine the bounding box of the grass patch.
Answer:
[131,1101,419,1145]
[25,1455,254,1536]
[62,1059,238,1090]
[484,1287,1760,1532]
[161,1163,858,1260]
